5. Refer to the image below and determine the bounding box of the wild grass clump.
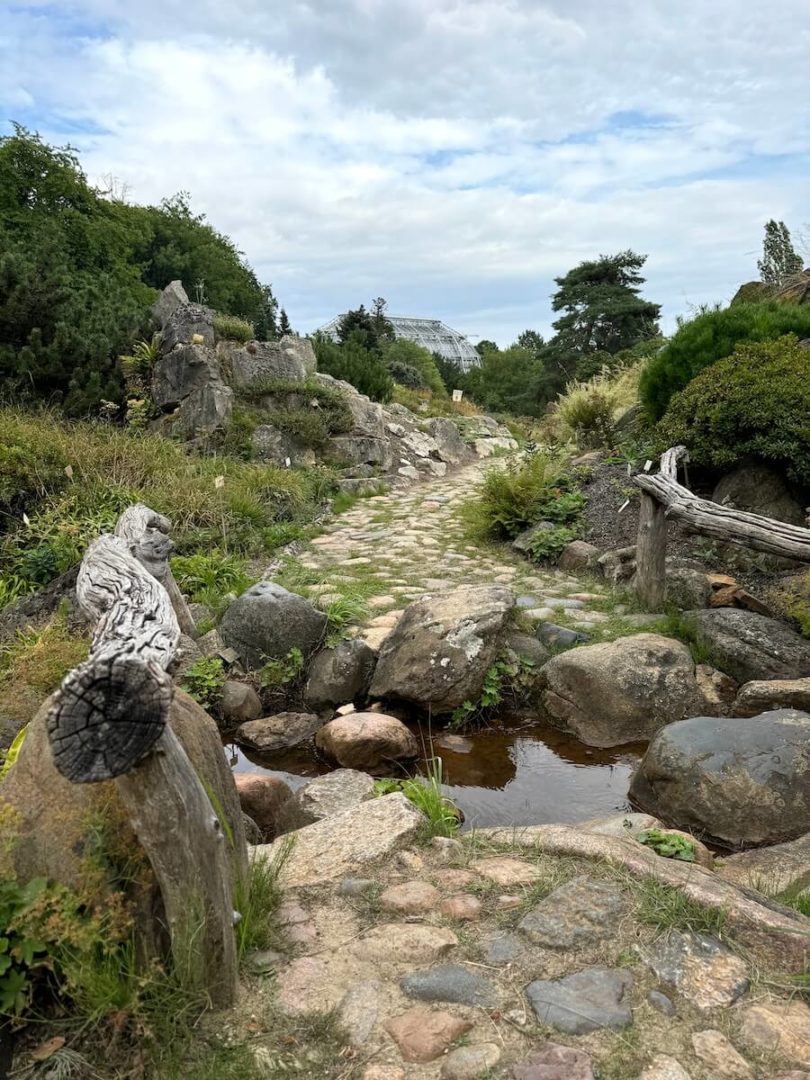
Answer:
[557,361,644,449]
[374,758,460,838]
[323,594,369,646]
[171,551,255,613]
[634,876,726,936]
[213,314,255,343]
[0,616,90,733]
[234,841,292,961]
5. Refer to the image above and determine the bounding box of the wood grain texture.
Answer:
[635,491,667,610]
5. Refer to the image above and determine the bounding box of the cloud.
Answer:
[1,1,809,343]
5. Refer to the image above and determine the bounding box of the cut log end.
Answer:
[47,654,173,783]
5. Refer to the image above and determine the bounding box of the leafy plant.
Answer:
[259,647,304,688]
[0,876,48,1014]
[171,551,255,615]
[637,828,696,862]
[373,758,460,838]
[181,657,226,710]
[450,652,536,729]
[525,523,579,562]
[213,314,255,343]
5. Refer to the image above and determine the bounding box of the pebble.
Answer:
[337,877,377,896]
[518,876,625,949]
[380,880,439,915]
[441,1043,502,1078]
[512,1041,595,1079]
[400,963,502,1008]
[645,930,749,1010]
[471,856,540,887]
[432,868,477,888]
[640,1058,692,1080]
[526,967,633,1034]
[647,989,676,1016]
[691,1029,753,1079]
[384,1008,473,1063]
[439,894,483,921]
[495,894,524,911]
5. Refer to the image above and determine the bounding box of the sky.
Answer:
[2,1,809,345]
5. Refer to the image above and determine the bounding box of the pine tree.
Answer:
[279,308,292,336]
[758,220,803,286]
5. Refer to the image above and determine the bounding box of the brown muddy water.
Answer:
[227,715,644,831]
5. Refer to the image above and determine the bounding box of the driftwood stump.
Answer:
[47,506,239,1007]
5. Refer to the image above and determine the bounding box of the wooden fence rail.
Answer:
[633,446,810,608]
[47,504,239,1007]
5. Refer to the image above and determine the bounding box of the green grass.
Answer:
[374,758,461,838]
[634,876,727,936]
[234,841,292,962]
[213,314,255,343]
[323,594,369,646]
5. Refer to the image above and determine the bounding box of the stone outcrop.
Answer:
[629,709,810,846]
[535,634,703,747]
[718,831,810,896]
[220,581,327,670]
[688,609,810,683]
[369,586,514,713]
[223,337,316,386]
[315,712,418,771]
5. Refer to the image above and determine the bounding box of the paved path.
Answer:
[283,459,607,649]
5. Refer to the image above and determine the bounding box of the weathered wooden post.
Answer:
[47,506,239,1007]
[635,489,667,610]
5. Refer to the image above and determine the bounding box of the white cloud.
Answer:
[1,1,809,343]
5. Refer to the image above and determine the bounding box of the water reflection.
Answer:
[227,714,644,831]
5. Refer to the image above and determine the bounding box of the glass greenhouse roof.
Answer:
[317,314,481,372]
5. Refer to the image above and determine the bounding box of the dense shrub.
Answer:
[213,314,255,342]
[640,302,810,421]
[234,376,354,450]
[658,335,810,483]
[382,338,447,397]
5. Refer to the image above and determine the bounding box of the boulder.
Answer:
[220,681,262,724]
[512,521,555,555]
[369,586,514,713]
[665,562,712,609]
[597,546,637,584]
[151,280,189,328]
[713,460,807,526]
[275,769,376,834]
[315,712,418,771]
[0,689,246,895]
[695,664,738,716]
[304,639,377,714]
[536,634,703,747]
[328,433,392,469]
[718,831,810,895]
[402,430,439,459]
[256,792,425,886]
[159,302,215,352]
[220,581,327,671]
[473,436,518,457]
[629,709,810,846]
[251,424,315,466]
[233,772,294,839]
[236,712,324,753]
[426,418,468,464]
[688,609,810,683]
[558,540,600,572]
[733,677,810,717]
[152,343,223,409]
[224,337,315,387]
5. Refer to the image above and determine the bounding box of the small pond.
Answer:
[227,714,644,831]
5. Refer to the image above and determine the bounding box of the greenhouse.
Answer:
[318,314,481,372]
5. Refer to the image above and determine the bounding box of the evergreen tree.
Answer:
[311,331,393,402]
[279,308,292,336]
[758,219,803,286]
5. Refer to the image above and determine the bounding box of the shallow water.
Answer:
[228,715,644,831]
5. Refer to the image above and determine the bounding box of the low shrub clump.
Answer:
[213,314,255,342]
[234,376,355,451]
[658,334,810,484]
[557,361,645,449]
[640,301,810,421]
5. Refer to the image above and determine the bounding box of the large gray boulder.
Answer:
[425,418,468,464]
[275,769,376,834]
[304,639,377,714]
[629,709,810,847]
[713,460,807,526]
[220,582,327,670]
[235,712,324,753]
[151,342,233,436]
[329,433,392,469]
[369,586,514,713]
[689,609,810,683]
[160,302,216,352]
[151,279,189,328]
[536,634,703,747]
[224,337,315,388]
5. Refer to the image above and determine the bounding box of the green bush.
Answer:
[311,332,394,402]
[382,338,447,397]
[640,302,810,421]
[213,314,255,343]
[180,657,227,711]
[658,335,810,483]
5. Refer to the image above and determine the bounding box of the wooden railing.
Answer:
[47,504,240,1007]
[633,447,810,608]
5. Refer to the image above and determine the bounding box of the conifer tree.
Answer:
[758,219,803,286]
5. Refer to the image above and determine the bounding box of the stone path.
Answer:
[232,830,809,1079]
[281,459,608,651]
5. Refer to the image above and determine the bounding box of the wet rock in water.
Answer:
[233,773,294,839]
[257,792,424,887]
[485,933,525,966]
[647,989,676,1016]
[369,585,514,713]
[275,769,375,834]
[352,923,458,965]
[740,999,810,1066]
[518,876,625,948]
[644,930,749,1010]
[220,680,262,724]
[441,1043,501,1079]
[434,732,474,754]
[220,581,327,670]
[236,711,324,753]
[691,1029,753,1079]
[526,967,634,1034]
[315,711,418,770]
[384,1008,473,1064]
[338,980,382,1047]
[640,1058,692,1080]
[688,609,810,683]
[629,710,810,846]
[380,880,440,915]
[512,1042,595,1080]
[304,638,377,714]
[400,964,503,1008]
[536,634,703,747]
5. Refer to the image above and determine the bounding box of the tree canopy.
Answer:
[758,219,803,286]
[0,126,280,414]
